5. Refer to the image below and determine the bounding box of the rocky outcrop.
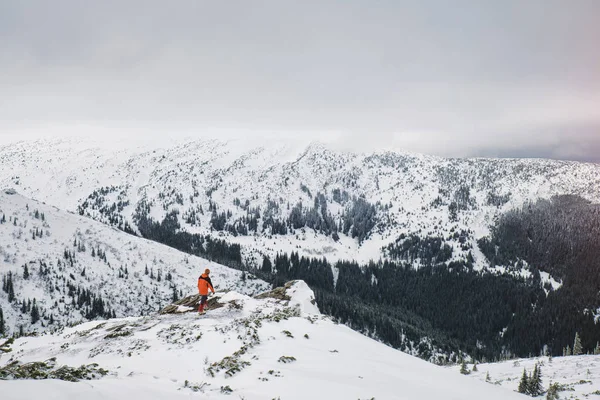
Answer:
[159,281,313,315]
[159,294,225,315]
[253,281,295,301]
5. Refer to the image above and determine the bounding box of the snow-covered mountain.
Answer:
[1,281,524,400]
[0,189,269,336]
[2,137,599,268]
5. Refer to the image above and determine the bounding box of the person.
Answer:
[197,268,215,314]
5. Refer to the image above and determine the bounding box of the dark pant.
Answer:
[200,295,208,305]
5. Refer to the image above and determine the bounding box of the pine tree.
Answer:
[0,306,4,335]
[573,332,583,356]
[565,345,572,356]
[594,342,600,355]
[31,299,40,324]
[530,363,543,396]
[23,264,29,280]
[7,273,15,303]
[261,255,272,274]
[546,383,560,400]
[460,361,470,375]
[472,362,478,372]
[518,368,529,394]
[485,371,491,382]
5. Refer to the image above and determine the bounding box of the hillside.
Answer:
[2,138,600,363]
[0,281,525,400]
[1,137,599,267]
[0,189,269,336]
[464,353,600,399]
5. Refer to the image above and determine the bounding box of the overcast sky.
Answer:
[1,1,599,161]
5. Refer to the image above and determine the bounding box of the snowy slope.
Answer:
[1,281,525,400]
[1,137,599,267]
[0,189,269,336]
[463,354,600,399]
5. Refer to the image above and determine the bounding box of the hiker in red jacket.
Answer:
[197,268,215,314]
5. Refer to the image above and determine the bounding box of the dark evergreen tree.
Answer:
[0,306,4,335]
[518,368,529,394]
[529,364,543,396]
[261,255,272,274]
[4,272,15,303]
[23,264,29,280]
[31,299,40,324]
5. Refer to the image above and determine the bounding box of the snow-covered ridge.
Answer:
[1,280,524,400]
[1,137,599,267]
[0,190,270,336]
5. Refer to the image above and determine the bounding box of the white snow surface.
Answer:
[0,191,270,335]
[1,137,599,270]
[286,280,320,315]
[1,285,525,400]
[462,354,600,399]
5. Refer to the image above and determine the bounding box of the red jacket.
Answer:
[198,273,215,296]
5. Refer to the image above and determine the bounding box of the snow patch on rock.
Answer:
[287,280,320,315]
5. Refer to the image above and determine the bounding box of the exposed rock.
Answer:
[253,281,296,301]
[0,357,108,381]
[159,281,301,315]
[159,294,225,315]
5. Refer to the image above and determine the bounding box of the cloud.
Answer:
[0,1,599,162]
